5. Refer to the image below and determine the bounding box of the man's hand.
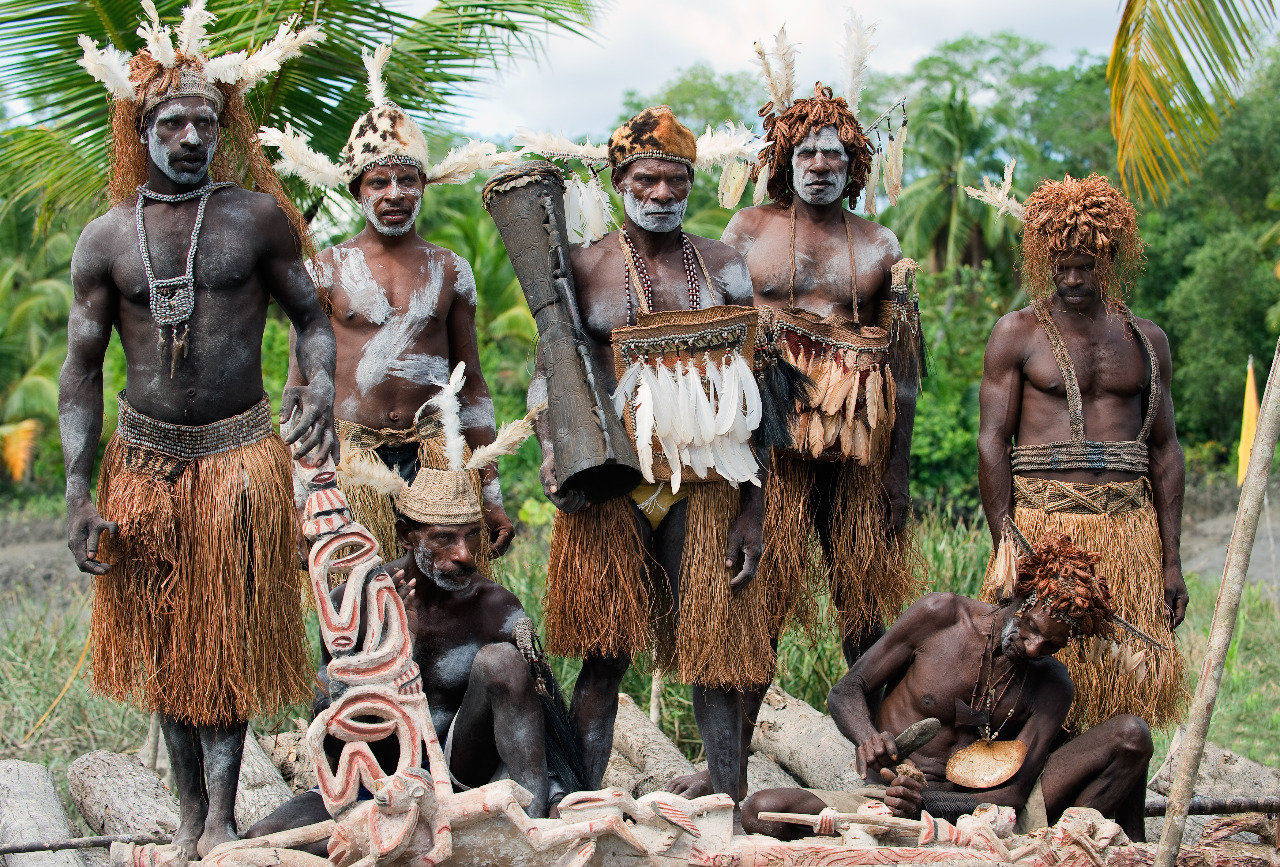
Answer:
[855,731,900,777]
[878,767,923,819]
[282,375,337,466]
[68,499,117,575]
[1164,563,1188,629]
[539,454,587,514]
[392,568,416,635]
[483,500,516,556]
[726,508,763,590]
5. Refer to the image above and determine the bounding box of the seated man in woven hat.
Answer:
[530,105,767,808]
[742,532,1155,841]
[978,174,1186,736]
[268,44,514,565]
[248,386,578,848]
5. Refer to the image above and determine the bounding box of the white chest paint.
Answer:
[352,255,449,394]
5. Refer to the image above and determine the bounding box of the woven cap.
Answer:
[396,467,482,525]
[609,105,696,170]
[141,65,224,116]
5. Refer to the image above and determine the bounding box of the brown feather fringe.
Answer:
[981,480,1187,733]
[544,497,651,660]
[92,434,311,726]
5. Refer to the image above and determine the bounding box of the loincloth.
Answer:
[335,417,491,574]
[981,475,1188,732]
[93,393,310,726]
[757,449,926,641]
[544,481,776,688]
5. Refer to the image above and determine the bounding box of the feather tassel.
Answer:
[844,367,862,425]
[464,404,541,470]
[427,362,466,471]
[564,173,589,245]
[714,355,739,437]
[634,379,656,483]
[424,139,519,186]
[77,36,136,100]
[137,0,176,68]
[176,0,215,58]
[865,366,883,430]
[863,152,880,217]
[693,362,716,446]
[807,412,825,458]
[694,123,761,174]
[839,413,856,457]
[582,172,616,242]
[884,126,906,205]
[236,17,324,90]
[337,455,406,497]
[511,128,610,165]
[364,43,392,107]
[753,159,771,206]
[613,360,642,419]
[842,10,877,115]
[643,366,672,440]
[258,124,346,188]
[821,357,856,415]
[735,353,762,430]
[718,161,750,209]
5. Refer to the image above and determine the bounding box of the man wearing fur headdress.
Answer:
[530,105,768,809]
[977,174,1187,734]
[263,45,516,566]
[62,8,333,859]
[743,534,1156,841]
[720,77,924,673]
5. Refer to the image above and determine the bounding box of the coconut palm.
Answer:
[1109,0,1277,202]
[0,0,595,222]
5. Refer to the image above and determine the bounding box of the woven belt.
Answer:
[1013,475,1151,515]
[336,414,443,453]
[1011,439,1149,475]
[116,392,272,459]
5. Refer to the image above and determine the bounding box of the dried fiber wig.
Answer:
[755,82,873,208]
[1020,173,1143,304]
[1013,533,1114,640]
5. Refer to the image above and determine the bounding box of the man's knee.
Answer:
[472,643,534,698]
[741,789,788,835]
[1111,714,1153,762]
[579,652,631,682]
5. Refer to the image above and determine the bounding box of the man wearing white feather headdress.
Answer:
[62,2,333,859]
[262,44,519,564]
[523,105,773,813]
[721,23,925,684]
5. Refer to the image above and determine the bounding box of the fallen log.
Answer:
[255,728,317,795]
[67,752,179,838]
[750,686,863,790]
[0,761,87,867]
[1145,796,1280,817]
[746,752,800,796]
[235,731,293,831]
[611,694,694,796]
[0,836,167,857]
[600,750,644,796]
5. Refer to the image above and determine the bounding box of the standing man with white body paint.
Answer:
[267,45,515,562]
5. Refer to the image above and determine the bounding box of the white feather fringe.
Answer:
[364,43,392,107]
[753,159,771,206]
[258,124,346,188]
[718,161,750,209]
[176,0,215,58]
[842,10,877,115]
[694,122,761,173]
[423,139,519,186]
[137,0,176,68]
[512,128,609,165]
[77,35,136,100]
[428,362,467,472]
[337,455,407,497]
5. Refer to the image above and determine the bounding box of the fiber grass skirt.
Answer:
[93,433,311,726]
[981,476,1187,732]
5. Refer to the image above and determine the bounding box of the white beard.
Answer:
[623,189,686,233]
[148,126,215,185]
[414,543,471,591]
[362,194,422,237]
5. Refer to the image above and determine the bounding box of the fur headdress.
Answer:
[78,1,321,247]
[750,20,907,214]
[608,105,698,171]
[337,361,540,526]
[259,43,516,192]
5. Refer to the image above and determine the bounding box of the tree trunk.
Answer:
[749,686,862,790]
[67,753,179,838]
[746,752,801,797]
[255,729,317,795]
[611,694,694,796]
[0,761,87,867]
[600,750,644,796]
[235,731,293,832]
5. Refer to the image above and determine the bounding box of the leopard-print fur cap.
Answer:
[608,105,696,170]
[338,103,430,183]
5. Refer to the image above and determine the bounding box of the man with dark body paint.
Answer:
[978,174,1186,733]
[531,106,765,809]
[247,503,558,853]
[62,22,332,861]
[273,44,514,562]
[742,536,1154,841]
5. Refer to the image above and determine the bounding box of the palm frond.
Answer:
[1108,0,1277,202]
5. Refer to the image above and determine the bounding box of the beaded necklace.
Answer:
[135,181,234,376]
[618,229,709,323]
[966,610,1028,744]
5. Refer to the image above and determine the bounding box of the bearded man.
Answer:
[63,15,332,859]
[266,45,514,564]
[743,534,1155,841]
[528,106,767,808]
[978,174,1186,733]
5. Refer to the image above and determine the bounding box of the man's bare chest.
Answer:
[1024,326,1149,402]
[113,211,259,307]
[327,247,452,330]
[743,227,878,315]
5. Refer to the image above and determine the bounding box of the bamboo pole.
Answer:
[1154,337,1280,866]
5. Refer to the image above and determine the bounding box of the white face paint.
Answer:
[360,169,424,236]
[792,126,849,207]
[146,102,218,185]
[623,188,687,233]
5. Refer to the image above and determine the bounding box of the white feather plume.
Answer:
[694,122,761,172]
[337,455,407,497]
[582,172,616,242]
[364,43,392,107]
[423,139,519,185]
[258,124,346,188]
[842,10,877,115]
[718,161,750,209]
[428,362,467,471]
[512,128,609,165]
[753,159,771,206]
[238,18,325,91]
[77,35,136,100]
[204,51,248,85]
[862,151,880,216]
[963,159,1025,221]
[772,25,798,109]
[175,0,215,58]
[137,0,176,68]
[465,403,543,470]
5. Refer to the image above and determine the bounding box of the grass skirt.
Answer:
[545,482,776,689]
[93,434,310,726]
[981,476,1188,732]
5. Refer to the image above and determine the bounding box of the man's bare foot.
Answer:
[666,768,714,798]
[171,812,205,863]
[196,822,239,858]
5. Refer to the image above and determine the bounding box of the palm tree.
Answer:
[0,0,596,222]
[1109,0,1277,202]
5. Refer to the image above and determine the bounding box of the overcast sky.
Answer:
[415,0,1125,141]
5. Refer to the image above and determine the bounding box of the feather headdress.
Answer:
[755,25,798,112]
[427,362,468,472]
[260,43,514,192]
[842,10,877,115]
[963,159,1025,221]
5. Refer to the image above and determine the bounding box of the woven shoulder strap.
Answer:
[1031,300,1085,442]
[1121,305,1161,443]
